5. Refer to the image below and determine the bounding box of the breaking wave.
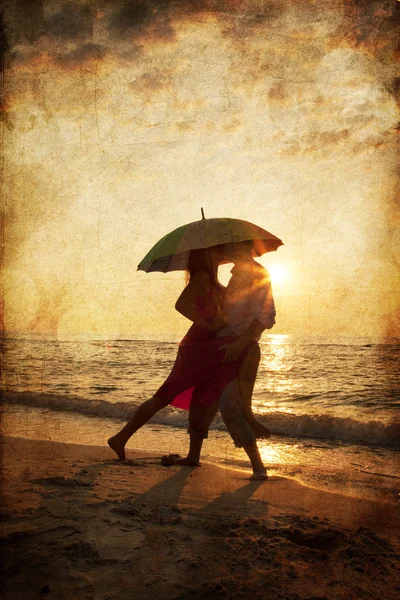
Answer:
[4,391,399,448]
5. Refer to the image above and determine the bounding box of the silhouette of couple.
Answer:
[108,240,275,480]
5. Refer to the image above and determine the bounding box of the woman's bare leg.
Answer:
[108,395,171,460]
[238,343,271,439]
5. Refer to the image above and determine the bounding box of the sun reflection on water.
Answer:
[257,440,310,466]
[257,439,311,466]
[262,334,291,372]
[258,443,282,464]
[255,335,302,410]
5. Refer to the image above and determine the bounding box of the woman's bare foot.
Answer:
[161,454,200,467]
[250,471,268,481]
[250,420,271,440]
[108,435,126,461]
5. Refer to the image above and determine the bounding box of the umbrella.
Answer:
[137,209,283,273]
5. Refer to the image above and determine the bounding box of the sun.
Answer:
[267,264,288,286]
[219,259,289,287]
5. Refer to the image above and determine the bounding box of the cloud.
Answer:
[267,47,399,157]
[278,129,351,158]
[3,0,289,60]
[108,0,175,42]
[7,45,41,66]
[4,0,46,47]
[340,0,399,46]
[46,1,93,40]
[54,43,108,67]
[4,0,399,92]
[128,72,172,95]
[391,76,400,103]
[218,1,285,41]
[108,0,153,32]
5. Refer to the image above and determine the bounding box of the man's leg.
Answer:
[162,402,218,466]
[219,380,267,480]
[108,395,172,460]
[238,343,271,439]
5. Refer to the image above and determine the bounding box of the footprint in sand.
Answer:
[86,522,145,561]
[31,476,94,489]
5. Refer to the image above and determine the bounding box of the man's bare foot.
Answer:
[161,454,200,467]
[108,435,126,461]
[250,420,271,440]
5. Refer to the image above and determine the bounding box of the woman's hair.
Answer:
[185,247,219,287]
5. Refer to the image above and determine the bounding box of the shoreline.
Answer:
[2,435,399,599]
[4,403,400,505]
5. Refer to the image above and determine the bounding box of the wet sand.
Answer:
[1,436,399,599]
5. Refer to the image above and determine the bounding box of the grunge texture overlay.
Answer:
[2,1,399,339]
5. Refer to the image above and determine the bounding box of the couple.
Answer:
[108,240,275,480]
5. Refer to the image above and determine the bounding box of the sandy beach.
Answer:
[1,435,399,600]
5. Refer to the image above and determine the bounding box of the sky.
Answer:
[2,0,400,340]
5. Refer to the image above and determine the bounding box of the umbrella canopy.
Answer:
[138,216,283,273]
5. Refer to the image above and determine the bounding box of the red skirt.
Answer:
[155,327,248,410]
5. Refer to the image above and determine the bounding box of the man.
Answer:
[217,240,275,479]
[166,240,276,480]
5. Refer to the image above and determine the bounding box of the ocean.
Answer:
[2,335,400,493]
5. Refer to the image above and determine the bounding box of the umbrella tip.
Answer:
[201,207,205,220]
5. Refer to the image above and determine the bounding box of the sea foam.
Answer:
[4,391,399,448]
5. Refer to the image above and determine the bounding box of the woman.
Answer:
[108,246,268,463]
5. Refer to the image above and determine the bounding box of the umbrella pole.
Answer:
[201,207,205,220]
